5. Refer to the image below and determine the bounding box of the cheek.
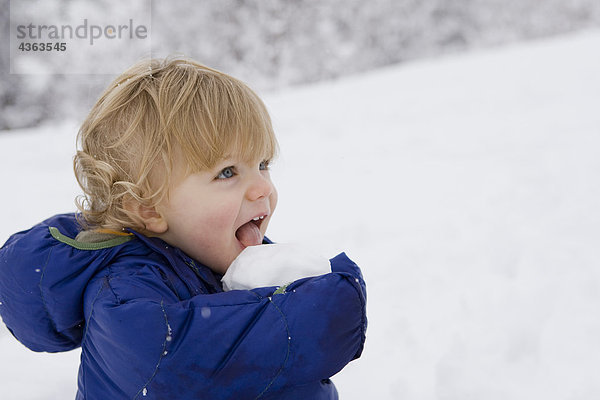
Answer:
[270,186,278,212]
[186,210,236,255]
[206,203,240,233]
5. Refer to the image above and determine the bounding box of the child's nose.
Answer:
[245,173,274,201]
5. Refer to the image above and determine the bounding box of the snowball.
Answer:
[222,244,331,291]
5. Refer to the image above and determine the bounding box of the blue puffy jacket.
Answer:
[0,214,367,399]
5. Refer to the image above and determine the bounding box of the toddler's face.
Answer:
[155,156,277,275]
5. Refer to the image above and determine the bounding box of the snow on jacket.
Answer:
[0,213,367,399]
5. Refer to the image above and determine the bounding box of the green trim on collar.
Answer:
[273,283,290,295]
[49,226,133,250]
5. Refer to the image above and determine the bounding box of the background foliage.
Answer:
[1,0,600,130]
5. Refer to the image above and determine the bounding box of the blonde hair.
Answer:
[74,57,278,231]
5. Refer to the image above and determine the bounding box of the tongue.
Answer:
[236,222,262,247]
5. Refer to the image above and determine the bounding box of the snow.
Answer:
[1,29,600,399]
[222,244,331,291]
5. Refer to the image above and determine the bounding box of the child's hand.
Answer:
[221,244,331,291]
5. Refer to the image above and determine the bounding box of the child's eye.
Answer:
[216,166,236,179]
[259,160,271,171]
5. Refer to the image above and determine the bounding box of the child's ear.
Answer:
[138,205,168,234]
[123,196,168,234]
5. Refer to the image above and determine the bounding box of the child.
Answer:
[0,58,367,399]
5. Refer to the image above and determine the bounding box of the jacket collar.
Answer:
[128,230,224,295]
[127,230,274,295]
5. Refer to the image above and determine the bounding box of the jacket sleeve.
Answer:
[83,253,366,399]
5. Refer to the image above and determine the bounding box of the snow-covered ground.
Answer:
[1,29,600,399]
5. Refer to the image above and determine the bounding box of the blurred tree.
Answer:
[0,0,50,130]
[2,0,600,130]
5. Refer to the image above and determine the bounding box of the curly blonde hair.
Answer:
[74,57,278,231]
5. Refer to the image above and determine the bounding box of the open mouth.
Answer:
[235,215,267,248]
